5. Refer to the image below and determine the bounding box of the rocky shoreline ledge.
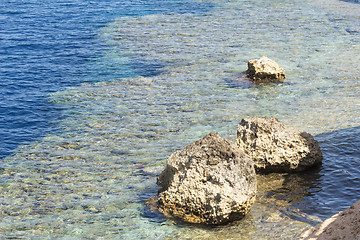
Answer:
[300,199,360,240]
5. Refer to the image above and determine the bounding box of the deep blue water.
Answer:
[0,0,214,159]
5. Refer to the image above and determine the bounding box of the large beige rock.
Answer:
[247,56,286,82]
[157,132,257,225]
[236,117,322,172]
[300,200,360,240]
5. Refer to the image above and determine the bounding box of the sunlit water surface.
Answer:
[1,0,359,238]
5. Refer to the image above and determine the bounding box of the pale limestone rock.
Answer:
[247,56,286,82]
[236,117,322,172]
[157,132,257,225]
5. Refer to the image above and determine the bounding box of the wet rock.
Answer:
[300,199,360,240]
[236,117,322,172]
[157,132,257,225]
[247,56,286,82]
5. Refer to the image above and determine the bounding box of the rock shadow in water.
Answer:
[224,72,292,89]
[341,0,359,3]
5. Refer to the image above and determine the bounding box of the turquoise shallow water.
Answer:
[1,0,360,239]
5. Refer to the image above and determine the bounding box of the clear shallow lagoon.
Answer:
[0,0,359,239]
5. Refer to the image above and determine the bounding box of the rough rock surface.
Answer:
[157,132,257,225]
[300,199,360,240]
[236,117,322,172]
[247,56,286,82]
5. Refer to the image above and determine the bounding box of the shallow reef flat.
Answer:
[0,0,359,238]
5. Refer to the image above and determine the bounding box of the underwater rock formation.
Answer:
[157,132,257,225]
[236,117,322,172]
[247,56,286,82]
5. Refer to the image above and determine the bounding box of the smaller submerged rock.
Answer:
[157,132,257,225]
[236,117,322,172]
[247,56,286,82]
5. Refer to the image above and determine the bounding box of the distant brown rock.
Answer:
[247,56,286,82]
[157,132,257,225]
[236,117,322,172]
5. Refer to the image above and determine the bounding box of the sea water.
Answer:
[0,0,359,239]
